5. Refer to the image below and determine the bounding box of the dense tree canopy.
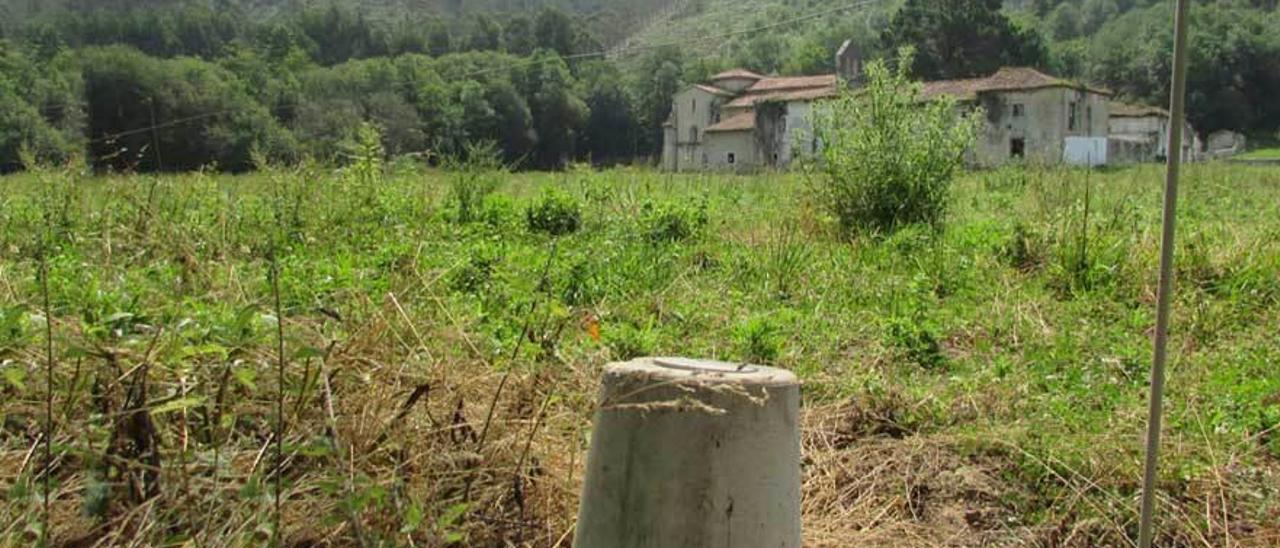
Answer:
[0,0,1275,173]
[882,0,1050,80]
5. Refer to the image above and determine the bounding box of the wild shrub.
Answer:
[449,246,500,294]
[806,47,981,236]
[560,258,603,306]
[1001,221,1044,271]
[478,194,518,229]
[641,197,708,243]
[885,314,945,370]
[343,122,384,187]
[1043,199,1139,298]
[883,285,946,370]
[525,187,582,236]
[603,322,657,360]
[444,141,505,224]
[0,306,30,355]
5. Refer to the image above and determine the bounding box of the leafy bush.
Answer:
[444,142,504,224]
[806,48,980,236]
[560,258,603,306]
[342,122,384,186]
[1001,221,1044,271]
[603,322,656,360]
[478,193,518,229]
[525,187,582,236]
[885,313,945,370]
[641,198,708,243]
[0,306,30,355]
[449,246,500,294]
[883,284,946,370]
[78,46,299,172]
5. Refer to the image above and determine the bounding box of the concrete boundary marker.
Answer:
[574,357,801,547]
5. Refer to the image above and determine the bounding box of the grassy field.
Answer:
[1,162,1278,546]
[1238,148,1280,160]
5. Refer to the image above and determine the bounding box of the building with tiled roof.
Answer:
[662,41,1126,171]
[1109,101,1201,164]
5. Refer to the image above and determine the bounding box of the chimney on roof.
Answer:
[836,39,861,88]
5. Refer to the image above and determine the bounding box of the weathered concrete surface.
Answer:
[575,357,801,548]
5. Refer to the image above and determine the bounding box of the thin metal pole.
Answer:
[1138,0,1191,545]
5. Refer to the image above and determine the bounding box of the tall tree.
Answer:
[465,13,503,52]
[534,7,575,56]
[525,50,587,168]
[881,0,1048,80]
[577,60,637,164]
[634,46,683,154]
[504,15,536,56]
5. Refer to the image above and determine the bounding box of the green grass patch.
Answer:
[1238,147,1280,160]
[1,163,1278,545]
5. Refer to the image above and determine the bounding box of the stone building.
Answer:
[1204,130,1247,159]
[661,70,842,172]
[661,43,1114,171]
[921,68,1112,167]
[1108,102,1201,164]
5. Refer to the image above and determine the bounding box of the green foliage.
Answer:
[1086,2,1280,135]
[449,248,499,295]
[0,43,83,171]
[882,270,947,370]
[78,45,298,172]
[807,50,981,235]
[882,0,1049,80]
[1047,3,1084,40]
[559,256,603,306]
[1001,220,1044,271]
[603,322,657,360]
[2,163,1280,544]
[525,187,581,236]
[343,122,385,185]
[525,50,588,169]
[733,314,783,364]
[0,306,29,354]
[641,197,708,243]
[445,142,504,224]
[884,314,944,370]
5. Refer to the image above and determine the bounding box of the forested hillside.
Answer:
[1,0,1276,173]
[1,0,674,39]
[617,0,1279,135]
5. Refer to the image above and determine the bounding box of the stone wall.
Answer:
[972,88,1109,167]
[703,130,759,171]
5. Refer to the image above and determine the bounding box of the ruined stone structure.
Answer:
[1108,102,1201,164]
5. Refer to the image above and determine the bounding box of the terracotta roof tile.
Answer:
[747,74,837,93]
[693,83,735,97]
[726,86,840,108]
[705,111,756,133]
[920,77,989,100]
[1110,101,1167,118]
[921,67,1111,100]
[711,69,765,81]
[776,86,840,102]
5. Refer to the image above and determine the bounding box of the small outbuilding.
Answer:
[1108,102,1201,164]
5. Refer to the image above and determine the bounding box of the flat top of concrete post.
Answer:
[606,356,799,386]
